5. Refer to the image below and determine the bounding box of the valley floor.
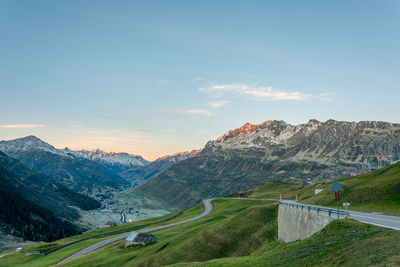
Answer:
[0,232,37,254]
[78,190,173,230]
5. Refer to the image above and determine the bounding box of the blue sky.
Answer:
[0,1,399,160]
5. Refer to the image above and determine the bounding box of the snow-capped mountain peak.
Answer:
[0,135,67,156]
[0,136,150,168]
[216,120,274,142]
[156,149,202,163]
[71,149,150,167]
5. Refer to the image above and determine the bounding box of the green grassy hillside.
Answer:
[0,210,195,267]
[241,162,400,215]
[175,220,400,267]
[57,200,400,267]
[60,199,276,267]
[1,162,400,266]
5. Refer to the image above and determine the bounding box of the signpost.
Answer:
[330,180,344,219]
[343,202,350,219]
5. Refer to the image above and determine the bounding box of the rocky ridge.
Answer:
[137,119,400,209]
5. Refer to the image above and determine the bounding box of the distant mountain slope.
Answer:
[69,149,149,173]
[0,152,100,219]
[0,153,97,241]
[0,168,79,241]
[137,119,400,208]
[0,136,130,194]
[119,150,201,186]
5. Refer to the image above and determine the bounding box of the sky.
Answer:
[0,1,399,160]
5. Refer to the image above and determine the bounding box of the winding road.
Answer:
[58,199,213,265]
[56,196,400,265]
[281,200,400,231]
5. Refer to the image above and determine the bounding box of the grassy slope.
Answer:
[0,208,202,267]
[176,220,400,267]
[60,198,400,267]
[243,162,400,215]
[61,199,276,267]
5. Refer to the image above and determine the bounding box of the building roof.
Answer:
[134,233,152,243]
[125,231,155,243]
[125,231,138,242]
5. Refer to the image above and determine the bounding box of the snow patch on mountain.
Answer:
[71,149,149,167]
[209,120,302,149]
[0,136,149,168]
[155,149,202,163]
[0,135,70,157]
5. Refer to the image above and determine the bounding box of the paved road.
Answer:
[58,199,213,265]
[231,197,277,201]
[0,251,15,259]
[281,200,400,231]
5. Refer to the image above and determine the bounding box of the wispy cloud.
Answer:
[0,124,46,129]
[156,109,212,117]
[70,124,84,128]
[157,80,170,85]
[199,83,328,101]
[316,93,334,102]
[206,100,229,108]
[123,128,154,133]
[162,128,176,134]
[181,109,212,117]
[134,109,213,118]
[192,77,205,82]
[86,136,154,145]
[88,130,105,134]
[96,114,114,120]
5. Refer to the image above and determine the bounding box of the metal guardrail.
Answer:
[280,201,349,218]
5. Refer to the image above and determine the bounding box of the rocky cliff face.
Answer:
[137,119,400,209]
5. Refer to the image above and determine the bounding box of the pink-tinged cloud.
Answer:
[86,136,154,144]
[123,128,154,133]
[87,130,105,134]
[182,109,212,117]
[0,124,46,128]
[199,83,325,101]
[134,109,213,117]
[70,124,84,128]
[206,100,229,108]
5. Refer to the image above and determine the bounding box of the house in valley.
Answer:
[105,221,117,228]
[125,231,156,247]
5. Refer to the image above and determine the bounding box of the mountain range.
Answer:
[0,136,199,195]
[136,119,400,208]
[0,136,200,242]
[1,118,400,240]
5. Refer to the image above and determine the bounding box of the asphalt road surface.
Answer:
[58,199,213,264]
[281,200,400,231]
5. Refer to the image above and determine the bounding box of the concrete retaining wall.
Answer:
[278,204,333,243]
